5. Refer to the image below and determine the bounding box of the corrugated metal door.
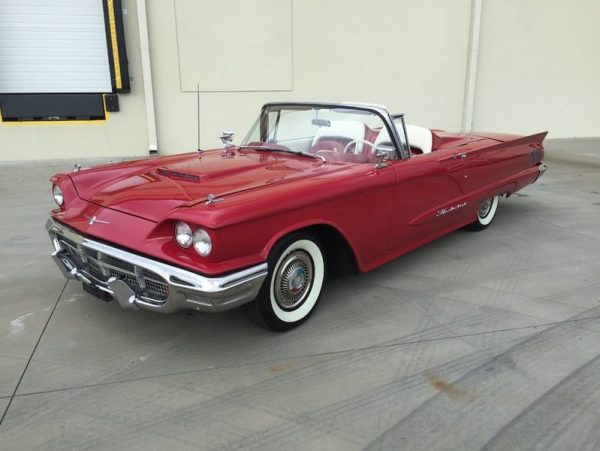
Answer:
[0,0,111,94]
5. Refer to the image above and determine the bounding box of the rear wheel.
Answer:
[245,233,326,332]
[466,195,500,231]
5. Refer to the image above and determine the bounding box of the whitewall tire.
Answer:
[467,195,500,231]
[245,233,326,332]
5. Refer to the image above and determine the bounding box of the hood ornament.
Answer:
[84,215,110,225]
[219,130,235,148]
[205,194,224,205]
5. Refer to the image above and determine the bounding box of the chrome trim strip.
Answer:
[46,217,268,313]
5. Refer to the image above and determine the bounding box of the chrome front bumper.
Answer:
[46,218,268,313]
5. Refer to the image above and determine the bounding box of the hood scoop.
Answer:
[156,167,201,182]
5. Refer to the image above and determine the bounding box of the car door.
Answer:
[387,147,471,251]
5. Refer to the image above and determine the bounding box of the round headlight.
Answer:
[52,184,64,206]
[175,221,193,248]
[193,228,212,256]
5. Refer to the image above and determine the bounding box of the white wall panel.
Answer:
[474,0,600,138]
[174,0,293,92]
[0,0,112,93]
[148,0,471,154]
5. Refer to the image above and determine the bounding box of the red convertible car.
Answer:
[47,102,547,331]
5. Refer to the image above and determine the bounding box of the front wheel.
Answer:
[245,233,326,332]
[466,195,500,231]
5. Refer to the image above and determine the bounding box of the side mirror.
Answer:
[374,144,393,169]
[219,130,235,148]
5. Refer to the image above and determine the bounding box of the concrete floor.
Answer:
[1,139,600,450]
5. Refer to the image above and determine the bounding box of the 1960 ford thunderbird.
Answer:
[47,102,547,331]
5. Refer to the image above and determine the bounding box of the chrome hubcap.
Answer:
[478,198,493,218]
[273,250,313,309]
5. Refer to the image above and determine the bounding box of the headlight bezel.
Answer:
[52,184,64,206]
[174,221,193,249]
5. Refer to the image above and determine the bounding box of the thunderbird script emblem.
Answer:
[84,215,110,225]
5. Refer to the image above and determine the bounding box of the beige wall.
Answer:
[150,0,471,154]
[1,0,598,161]
[474,0,600,137]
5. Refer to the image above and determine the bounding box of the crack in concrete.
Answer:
[0,281,68,426]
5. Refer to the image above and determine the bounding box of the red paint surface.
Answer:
[50,129,547,277]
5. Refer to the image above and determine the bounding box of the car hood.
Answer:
[70,149,346,222]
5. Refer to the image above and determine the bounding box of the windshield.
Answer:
[241,105,399,163]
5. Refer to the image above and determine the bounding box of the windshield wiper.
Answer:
[239,145,325,162]
[239,145,284,151]
[285,150,326,162]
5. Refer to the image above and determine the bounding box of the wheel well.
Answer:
[302,224,358,276]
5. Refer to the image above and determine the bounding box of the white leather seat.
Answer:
[374,123,432,154]
[406,124,433,154]
[312,120,366,154]
[373,124,396,148]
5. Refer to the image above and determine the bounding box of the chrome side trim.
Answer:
[47,218,268,313]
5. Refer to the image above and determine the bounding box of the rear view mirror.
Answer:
[311,118,331,127]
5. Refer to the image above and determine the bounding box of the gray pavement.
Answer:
[1,139,599,450]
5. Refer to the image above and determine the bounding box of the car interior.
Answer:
[309,120,434,163]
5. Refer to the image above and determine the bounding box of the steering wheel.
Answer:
[343,139,376,155]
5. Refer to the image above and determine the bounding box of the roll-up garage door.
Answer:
[0,0,112,94]
[0,0,128,122]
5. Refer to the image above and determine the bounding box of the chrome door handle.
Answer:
[451,153,467,160]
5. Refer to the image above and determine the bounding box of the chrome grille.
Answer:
[57,233,169,304]
[106,255,134,273]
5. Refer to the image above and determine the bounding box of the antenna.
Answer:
[196,83,201,152]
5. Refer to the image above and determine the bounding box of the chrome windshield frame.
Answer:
[249,102,411,160]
